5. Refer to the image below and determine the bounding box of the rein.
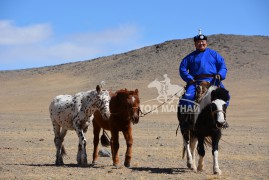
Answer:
[212,75,221,87]
[139,88,185,117]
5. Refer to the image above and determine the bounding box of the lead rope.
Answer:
[139,87,185,117]
[103,129,110,141]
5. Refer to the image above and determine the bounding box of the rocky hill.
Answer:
[1,34,268,82]
[0,34,269,114]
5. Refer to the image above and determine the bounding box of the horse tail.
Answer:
[204,136,212,147]
[61,145,67,156]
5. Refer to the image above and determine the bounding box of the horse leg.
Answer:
[75,127,88,167]
[52,121,64,166]
[197,136,205,171]
[111,130,120,168]
[212,135,221,175]
[180,116,196,170]
[190,133,197,172]
[123,128,133,168]
[92,121,101,165]
[182,130,196,170]
[59,128,67,159]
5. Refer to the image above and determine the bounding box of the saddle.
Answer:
[195,81,211,103]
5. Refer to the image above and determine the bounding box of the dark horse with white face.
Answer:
[91,89,140,168]
[178,85,229,175]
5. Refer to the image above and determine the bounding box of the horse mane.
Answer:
[111,89,139,107]
[115,89,129,97]
[198,85,218,113]
[211,88,229,102]
[113,89,139,99]
[110,88,140,124]
[116,89,129,94]
[113,89,130,101]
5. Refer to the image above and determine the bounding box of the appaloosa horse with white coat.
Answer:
[49,85,110,167]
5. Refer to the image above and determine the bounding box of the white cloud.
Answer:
[70,25,141,45]
[0,21,144,70]
[0,20,52,45]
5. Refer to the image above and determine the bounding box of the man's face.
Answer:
[195,40,207,51]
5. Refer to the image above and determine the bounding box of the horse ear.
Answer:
[109,91,114,97]
[135,89,139,95]
[211,90,216,101]
[96,85,101,94]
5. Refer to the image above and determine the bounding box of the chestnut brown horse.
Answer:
[92,89,140,168]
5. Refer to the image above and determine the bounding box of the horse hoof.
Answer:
[113,163,121,169]
[214,169,222,175]
[81,162,88,167]
[187,163,197,172]
[55,163,64,166]
[77,158,81,166]
[187,163,194,169]
[197,165,204,172]
[80,159,88,167]
[55,160,64,166]
[124,162,131,168]
[80,163,88,167]
[92,161,98,166]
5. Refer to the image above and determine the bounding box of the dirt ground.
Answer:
[0,77,268,180]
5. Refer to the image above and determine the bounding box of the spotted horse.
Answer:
[49,85,110,167]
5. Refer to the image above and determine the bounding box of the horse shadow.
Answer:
[130,167,189,174]
[11,163,189,174]
[10,163,92,168]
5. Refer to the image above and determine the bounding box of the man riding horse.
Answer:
[178,30,230,132]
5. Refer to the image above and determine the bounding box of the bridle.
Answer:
[211,109,226,119]
[210,104,228,129]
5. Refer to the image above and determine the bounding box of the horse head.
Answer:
[95,85,111,120]
[110,89,141,125]
[127,89,140,124]
[210,88,229,129]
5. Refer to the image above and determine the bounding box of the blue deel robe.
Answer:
[178,48,230,110]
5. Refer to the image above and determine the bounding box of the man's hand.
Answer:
[215,74,221,80]
[188,80,196,85]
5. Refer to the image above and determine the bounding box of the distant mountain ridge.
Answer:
[1,34,269,85]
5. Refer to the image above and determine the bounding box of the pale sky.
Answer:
[0,0,268,70]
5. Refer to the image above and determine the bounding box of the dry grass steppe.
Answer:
[0,34,269,179]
